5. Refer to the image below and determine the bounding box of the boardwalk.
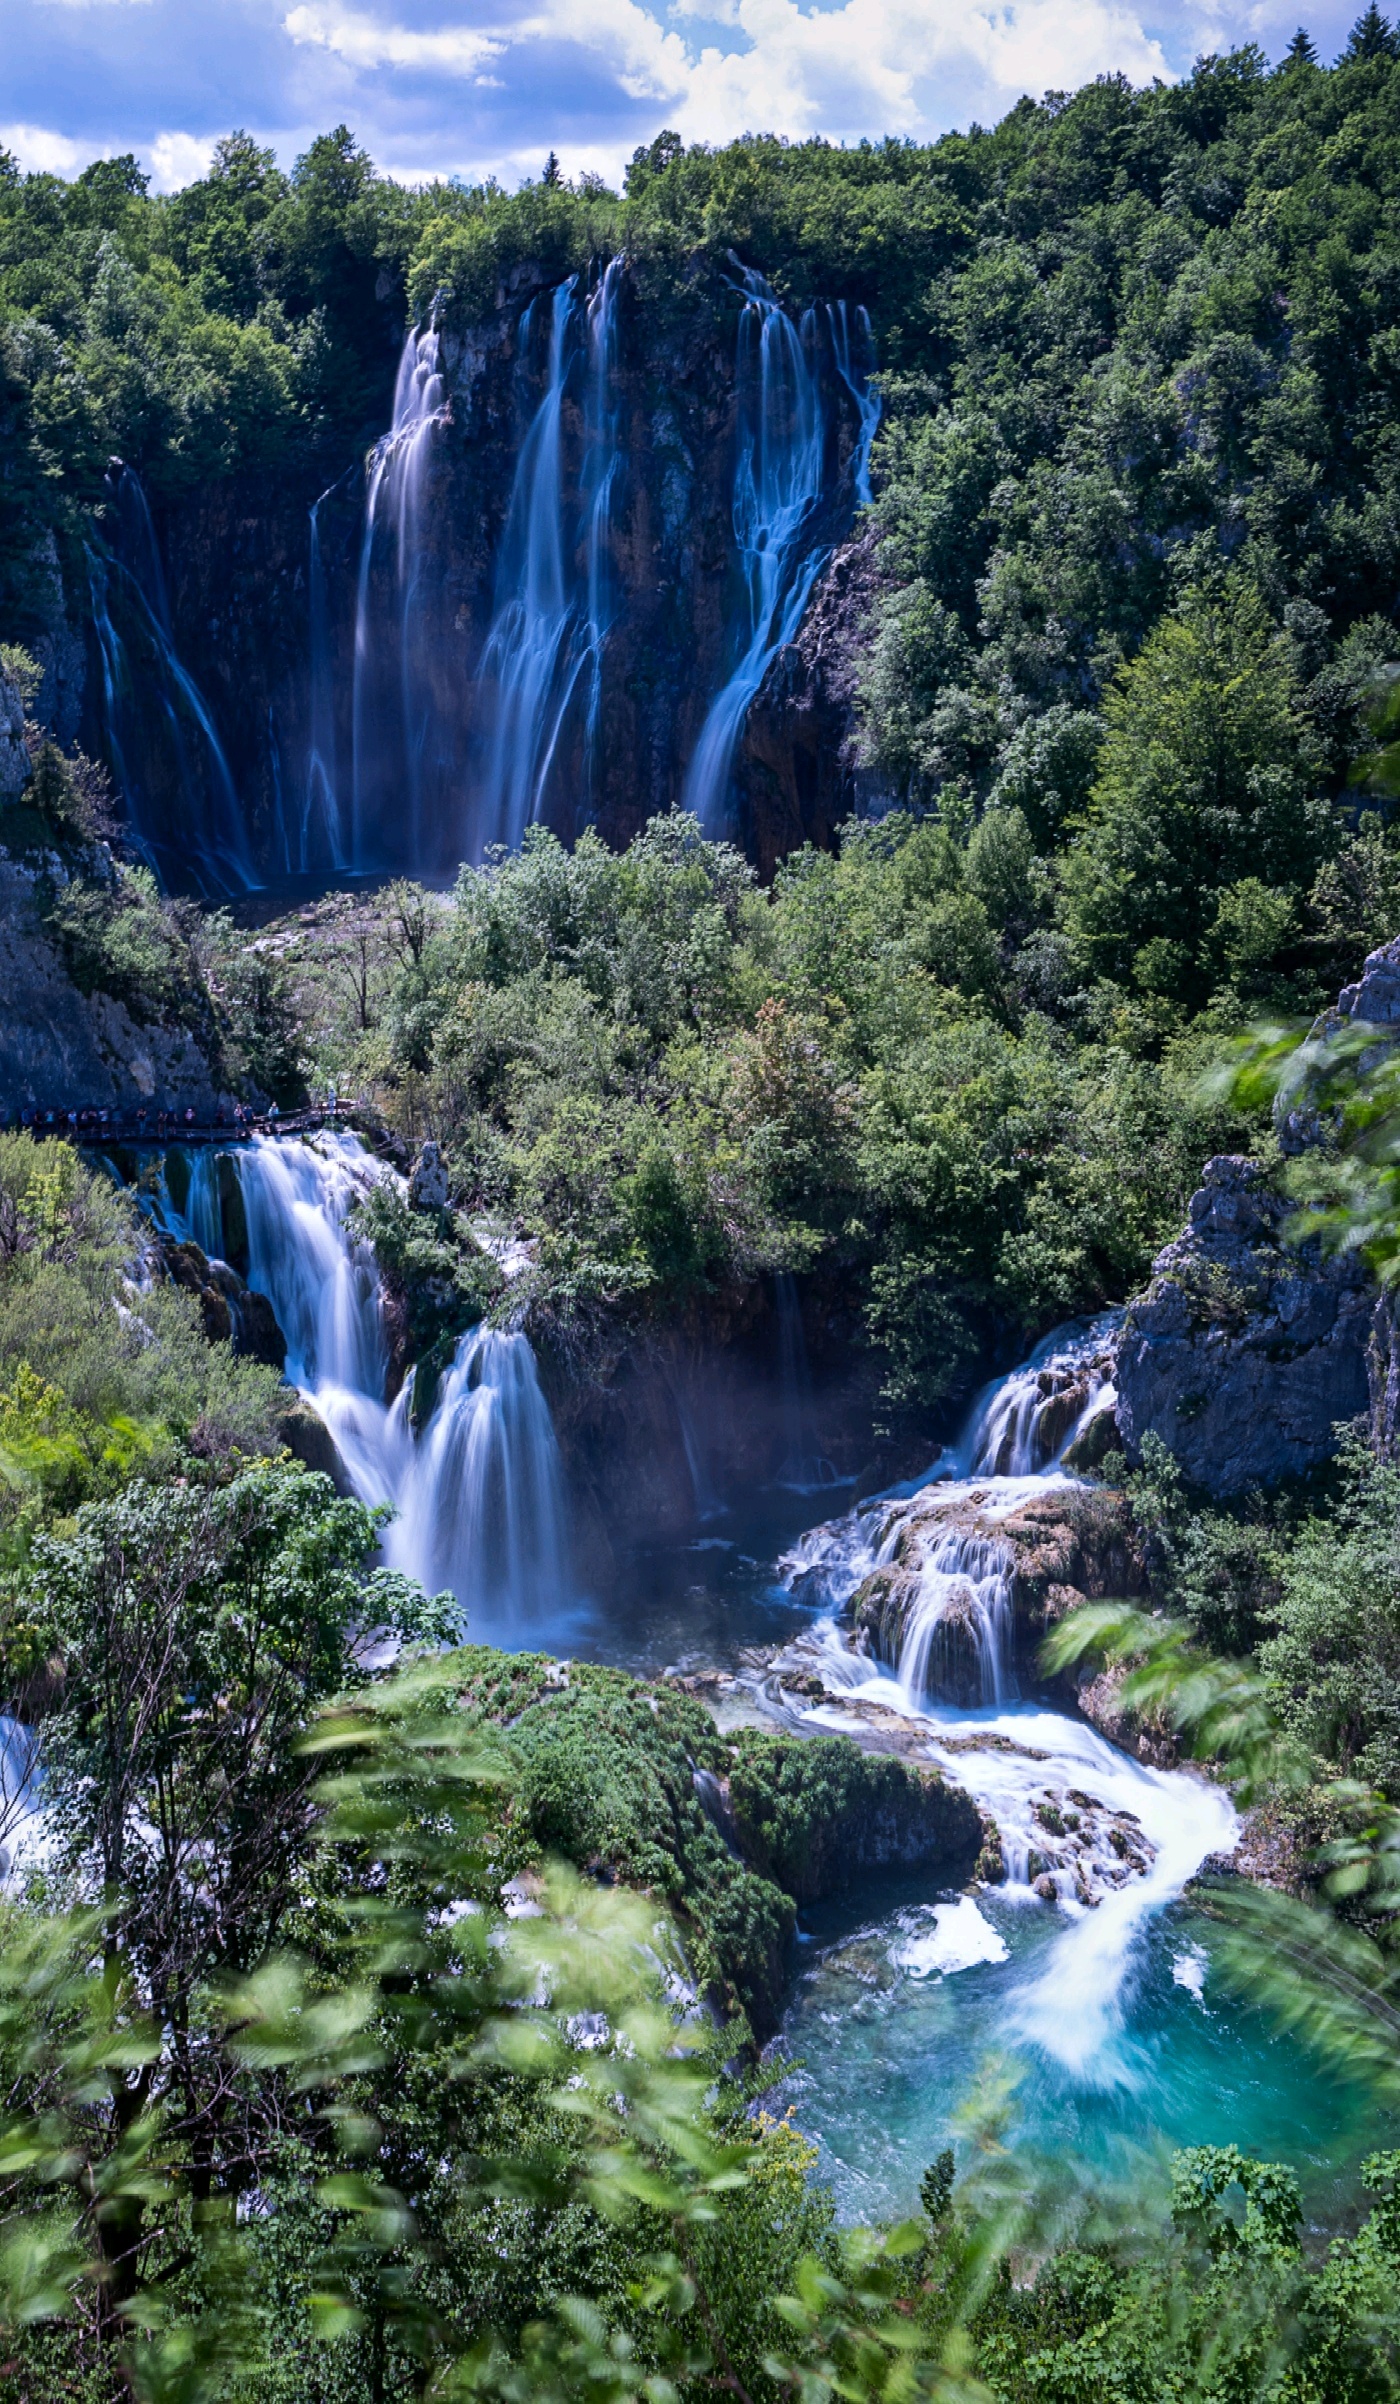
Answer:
[16,1106,365,1148]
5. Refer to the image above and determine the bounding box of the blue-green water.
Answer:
[770,1876,1376,2225]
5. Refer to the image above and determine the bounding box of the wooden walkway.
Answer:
[23,1108,364,1148]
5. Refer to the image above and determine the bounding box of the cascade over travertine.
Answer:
[158,1132,573,1636]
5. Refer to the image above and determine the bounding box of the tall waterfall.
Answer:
[475,261,625,854]
[351,326,451,870]
[304,477,350,874]
[89,465,256,895]
[683,272,880,837]
[222,1135,572,1638]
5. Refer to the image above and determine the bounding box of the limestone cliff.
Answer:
[1113,1155,1372,1496]
[79,260,876,890]
[0,848,219,1115]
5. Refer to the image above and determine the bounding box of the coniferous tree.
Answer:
[1345,3,1398,58]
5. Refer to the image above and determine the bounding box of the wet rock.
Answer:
[733,531,884,876]
[1114,1154,1371,1495]
[158,1234,287,1370]
[275,1394,352,1491]
[230,1285,287,1370]
[1075,1661,1179,1768]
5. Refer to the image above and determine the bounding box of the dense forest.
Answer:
[14,14,1400,2404]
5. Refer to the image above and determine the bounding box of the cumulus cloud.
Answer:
[148,129,217,189]
[283,3,506,77]
[284,0,1173,169]
[0,121,96,173]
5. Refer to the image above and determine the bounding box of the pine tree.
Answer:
[542,149,563,188]
[1345,4,1398,58]
[1286,27,1318,62]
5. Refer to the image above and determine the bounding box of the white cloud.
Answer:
[283,0,1173,174]
[283,2,505,75]
[0,121,95,173]
[147,129,216,189]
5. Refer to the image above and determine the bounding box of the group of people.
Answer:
[12,1098,334,1143]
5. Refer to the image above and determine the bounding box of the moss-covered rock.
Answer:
[444,1650,984,2042]
[725,1729,982,1902]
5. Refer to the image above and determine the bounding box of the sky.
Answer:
[0,0,1382,197]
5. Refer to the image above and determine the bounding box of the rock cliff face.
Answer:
[1114,1155,1372,1494]
[79,261,876,892]
[1113,936,1400,1492]
[0,850,218,1114]
[544,1273,891,1572]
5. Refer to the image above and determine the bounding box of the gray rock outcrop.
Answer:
[0,851,219,1113]
[0,670,29,800]
[408,1139,450,1212]
[1114,1155,1371,1494]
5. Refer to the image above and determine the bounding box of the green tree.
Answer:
[1060,577,1334,1000]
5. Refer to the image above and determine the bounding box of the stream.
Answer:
[141,1132,1372,2217]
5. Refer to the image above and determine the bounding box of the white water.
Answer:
[684,270,880,836]
[304,477,350,874]
[351,326,451,870]
[227,1136,571,1637]
[767,1316,1236,2078]
[475,263,624,854]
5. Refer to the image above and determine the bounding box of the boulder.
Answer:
[275,1394,352,1491]
[1114,1155,1371,1495]
[409,1139,450,1213]
[159,1234,287,1370]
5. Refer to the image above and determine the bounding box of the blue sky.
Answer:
[1,0,1378,196]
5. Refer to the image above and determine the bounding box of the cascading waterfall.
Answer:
[895,1526,1015,1707]
[683,271,880,836]
[88,465,255,895]
[220,1135,572,1638]
[765,1315,1237,2085]
[239,1136,389,1399]
[475,261,625,853]
[388,1331,571,1626]
[829,301,881,507]
[956,1313,1119,1479]
[351,326,451,870]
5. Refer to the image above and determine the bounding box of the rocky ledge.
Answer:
[1113,1154,1371,1496]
